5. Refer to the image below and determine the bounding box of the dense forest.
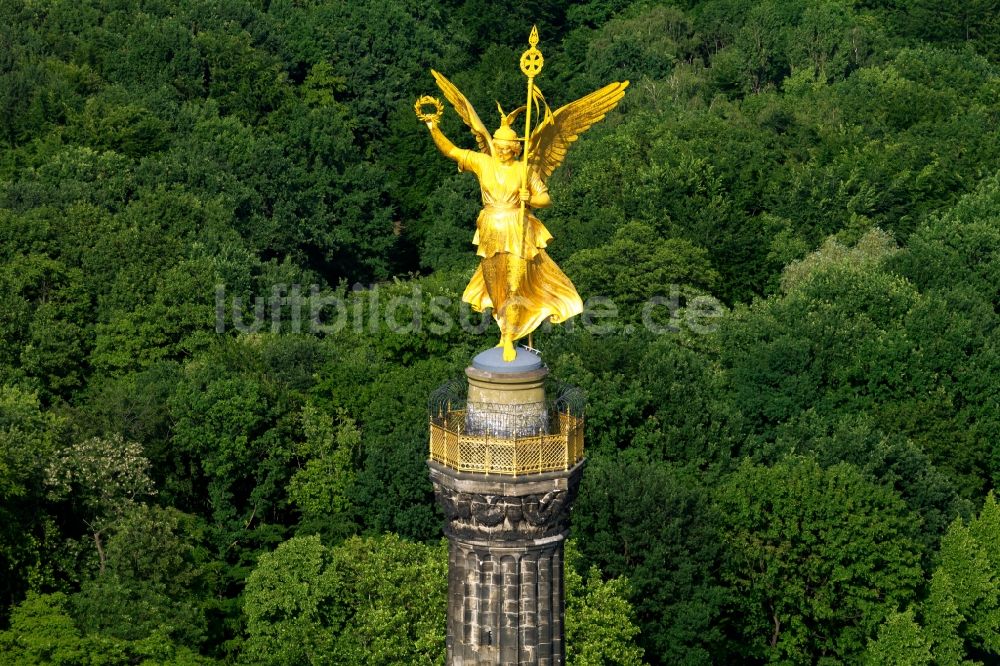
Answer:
[1,0,999,663]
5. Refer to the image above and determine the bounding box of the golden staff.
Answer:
[519,26,543,350]
[518,26,543,239]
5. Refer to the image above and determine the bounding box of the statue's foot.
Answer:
[502,340,516,362]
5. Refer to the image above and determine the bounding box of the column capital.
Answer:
[429,460,584,545]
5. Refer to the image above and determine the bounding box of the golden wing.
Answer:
[529,81,629,180]
[431,69,493,155]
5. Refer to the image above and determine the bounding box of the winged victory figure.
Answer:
[420,68,628,362]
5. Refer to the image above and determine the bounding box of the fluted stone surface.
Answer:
[429,461,584,665]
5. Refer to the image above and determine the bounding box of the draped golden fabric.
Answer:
[457,149,583,341]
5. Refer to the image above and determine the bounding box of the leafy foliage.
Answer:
[242,535,643,665]
[868,493,1000,665]
[242,534,448,665]
[716,457,923,662]
[565,541,645,665]
[0,0,997,663]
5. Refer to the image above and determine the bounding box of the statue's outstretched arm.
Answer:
[426,121,463,162]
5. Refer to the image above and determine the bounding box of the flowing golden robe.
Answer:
[456,149,583,342]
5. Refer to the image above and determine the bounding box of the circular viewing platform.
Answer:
[429,409,584,476]
[428,349,585,477]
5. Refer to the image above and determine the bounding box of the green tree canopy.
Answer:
[716,457,923,662]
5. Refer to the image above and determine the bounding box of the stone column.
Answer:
[428,347,585,666]
[429,461,583,665]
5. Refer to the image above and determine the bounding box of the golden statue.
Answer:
[417,27,627,362]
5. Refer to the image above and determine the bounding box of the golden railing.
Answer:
[429,410,584,476]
